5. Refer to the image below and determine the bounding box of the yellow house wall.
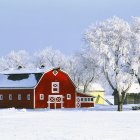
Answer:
[88,91,104,104]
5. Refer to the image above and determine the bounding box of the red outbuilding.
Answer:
[0,68,95,109]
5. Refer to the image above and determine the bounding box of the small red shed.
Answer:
[76,92,95,108]
[0,68,95,109]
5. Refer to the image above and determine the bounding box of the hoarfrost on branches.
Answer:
[84,16,135,111]
[0,50,31,71]
[33,47,67,70]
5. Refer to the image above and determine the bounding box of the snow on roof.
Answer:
[127,83,140,94]
[87,83,104,91]
[0,74,38,88]
[0,68,45,88]
[0,68,46,74]
[77,83,104,93]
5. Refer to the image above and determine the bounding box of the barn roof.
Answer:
[77,92,96,98]
[0,69,44,88]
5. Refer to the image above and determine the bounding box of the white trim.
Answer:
[34,88,35,109]
[76,97,81,108]
[34,68,54,89]
[67,94,71,100]
[52,82,59,93]
[0,88,34,90]
[49,95,62,97]
[53,70,58,76]
[34,68,76,89]
[60,69,76,88]
[48,95,63,109]
[79,97,94,103]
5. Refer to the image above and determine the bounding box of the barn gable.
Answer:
[35,68,76,108]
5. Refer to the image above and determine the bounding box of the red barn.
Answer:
[0,68,94,109]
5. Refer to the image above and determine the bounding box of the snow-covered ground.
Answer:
[0,105,140,140]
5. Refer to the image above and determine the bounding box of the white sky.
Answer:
[0,0,139,56]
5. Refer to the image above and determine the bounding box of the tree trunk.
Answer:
[117,93,123,111]
[135,74,140,85]
[118,101,123,111]
[138,77,140,85]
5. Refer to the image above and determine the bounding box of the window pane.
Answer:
[0,95,3,100]
[40,94,44,100]
[85,98,87,102]
[18,94,21,100]
[81,98,83,101]
[9,94,12,100]
[27,94,30,100]
[52,82,59,93]
[67,94,71,100]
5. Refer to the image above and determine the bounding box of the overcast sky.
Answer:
[0,0,139,56]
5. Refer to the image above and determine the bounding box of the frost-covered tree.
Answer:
[3,50,30,70]
[0,57,8,71]
[130,17,140,84]
[66,51,98,93]
[34,47,67,70]
[84,17,134,111]
[66,56,82,87]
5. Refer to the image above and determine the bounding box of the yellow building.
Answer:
[77,83,105,105]
[87,84,105,104]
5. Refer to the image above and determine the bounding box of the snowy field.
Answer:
[0,105,140,140]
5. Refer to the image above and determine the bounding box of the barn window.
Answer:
[53,70,58,76]
[84,98,87,102]
[0,94,3,100]
[67,94,71,100]
[18,94,21,100]
[9,94,12,100]
[52,82,59,93]
[88,98,91,102]
[27,94,30,100]
[40,94,44,100]
[91,98,93,102]
[81,98,83,102]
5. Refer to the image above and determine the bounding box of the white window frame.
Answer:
[27,94,30,100]
[40,94,44,100]
[91,98,94,102]
[9,94,12,100]
[88,98,91,102]
[67,94,71,100]
[53,70,58,76]
[84,98,87,102]
[52,82,59,93]
[81,97,84,102]
[18,94,21,100]
[0,94,3,100]
[80,97,93,103]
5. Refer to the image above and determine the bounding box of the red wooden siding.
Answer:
[0,89,34,108]
[35,69,76,108]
